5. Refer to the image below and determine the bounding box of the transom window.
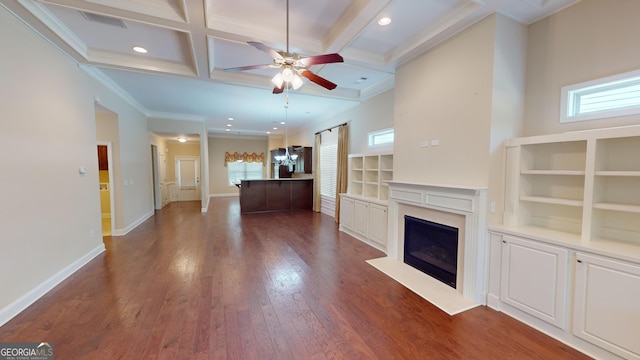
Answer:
[561,69,640,123]
[368,128,394,148]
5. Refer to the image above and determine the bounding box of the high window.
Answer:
[561,69,640,123]
[368,128,394,148]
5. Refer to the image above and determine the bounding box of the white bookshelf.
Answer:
[347,153,393,202]
[503,127,640,254]
[340,152,393,252]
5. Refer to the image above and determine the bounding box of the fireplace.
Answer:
[404,215,459,288]
[365,181,487,314]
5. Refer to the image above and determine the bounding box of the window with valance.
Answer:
[224,152,265,166]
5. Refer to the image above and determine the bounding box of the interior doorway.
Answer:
[97,143,115,236]
[175,156,200,201]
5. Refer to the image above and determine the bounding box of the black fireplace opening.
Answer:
[403,215,459,288]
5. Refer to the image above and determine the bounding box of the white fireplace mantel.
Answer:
[369,181,488,314]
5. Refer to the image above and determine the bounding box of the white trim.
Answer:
[112,209,154,236]
[0,244,105,327]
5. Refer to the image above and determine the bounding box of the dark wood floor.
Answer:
[0,198,591,359]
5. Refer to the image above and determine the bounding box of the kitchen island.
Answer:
[239,178,313,214]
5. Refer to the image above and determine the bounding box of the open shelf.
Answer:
[505,127,640,248]
[347,152,393,202]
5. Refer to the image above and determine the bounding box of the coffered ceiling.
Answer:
[2,0,579,137]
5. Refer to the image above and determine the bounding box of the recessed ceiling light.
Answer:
[266,131,271,134]
[378,17,391,26]
[280,121,286,125]
[226,124,232,127]
[177,137,187,143]
[132,46,147,54]
[273,127,278,130]
[225,129,230,132]
[227,117,234,121]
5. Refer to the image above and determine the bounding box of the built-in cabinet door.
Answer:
[369,204,387,246]
[354,200,369,238]
[573,253,640,360]
[500,235,568,329]
[340,196,354,231]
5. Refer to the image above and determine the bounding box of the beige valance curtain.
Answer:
[334,124,349,222]
[224,152,265,166]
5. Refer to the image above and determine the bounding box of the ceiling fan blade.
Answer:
[298,53,344,67]
[223,64,273,72]
[273,86,284,94]
[299,69,337,90]
[248,41,284,60]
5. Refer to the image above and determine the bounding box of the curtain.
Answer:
[334,123,349,222]
[224,152,265,166]
[312,133,321,212]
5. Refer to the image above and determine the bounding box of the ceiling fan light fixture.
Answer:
[291,74,303,90]
[281,67,294,82]
[271,72,284,88]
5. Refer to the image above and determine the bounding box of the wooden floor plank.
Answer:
[0,199,592,359]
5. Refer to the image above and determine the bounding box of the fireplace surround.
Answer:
[367,181,487,314]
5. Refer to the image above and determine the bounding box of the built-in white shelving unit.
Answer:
[490,126,640,360]
[502,128,640,251]
[340,152,393,251]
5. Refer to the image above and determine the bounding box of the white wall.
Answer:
[524,0,640,135]
[0,4,152,321]
[487,15,527,225]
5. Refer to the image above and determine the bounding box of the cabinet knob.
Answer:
[577,259,582,263]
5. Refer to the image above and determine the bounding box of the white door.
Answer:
[176,156,200,201]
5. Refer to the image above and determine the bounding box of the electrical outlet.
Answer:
[420,140,429,147]
[490,201,496,213]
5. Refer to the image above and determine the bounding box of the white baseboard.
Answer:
[0,244,105,327]
[487,293,501,310]
[201,196,210,213]
[112,209,154,236]
[209,193,239,198]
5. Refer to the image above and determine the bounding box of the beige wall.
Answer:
[394,16,496,187]
[0,5,152,316]
[524,0,640,135]
[290,89,395,155]
[208,136,269,196]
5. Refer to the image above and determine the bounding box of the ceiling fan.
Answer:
[223,0,344,94]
